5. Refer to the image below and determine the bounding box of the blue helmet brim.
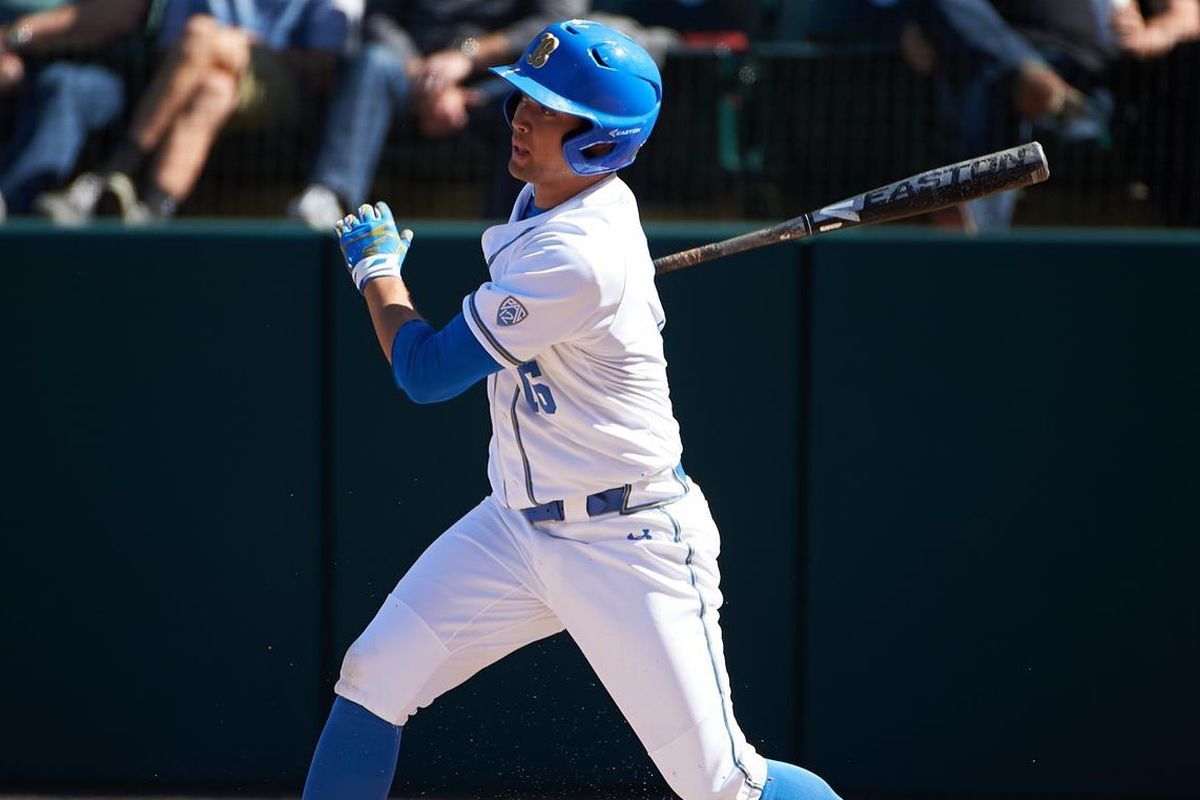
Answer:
[489,65,602,129]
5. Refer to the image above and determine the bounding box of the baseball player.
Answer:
[302,19,841,800]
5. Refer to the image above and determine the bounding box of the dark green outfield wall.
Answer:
[0,225,1196,798]
[800,234,1200,797]
[0,227,326,785]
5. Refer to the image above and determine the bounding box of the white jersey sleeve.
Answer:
[462,228,608,368]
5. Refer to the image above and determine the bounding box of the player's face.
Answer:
[508,94,587,186]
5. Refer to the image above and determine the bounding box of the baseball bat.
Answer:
[652,141,1050,275]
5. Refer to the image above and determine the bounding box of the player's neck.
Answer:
[532,173,608,210]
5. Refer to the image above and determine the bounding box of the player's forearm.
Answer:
[338,205,497,402]
[363,277,424,364]
[389,314,502,403]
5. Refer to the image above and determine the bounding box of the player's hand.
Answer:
[335,201,414,293]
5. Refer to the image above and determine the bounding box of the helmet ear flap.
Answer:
[562,125,630,175]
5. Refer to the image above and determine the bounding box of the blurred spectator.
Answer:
[903,0,1200,231]
[1112,0,1199,57]
[593,0,749,33]
[287,0,588,228]
[0,0,149,220]
[37,0,361,223]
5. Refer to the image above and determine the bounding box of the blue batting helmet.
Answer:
[489,19,663,176]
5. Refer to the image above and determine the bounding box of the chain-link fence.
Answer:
[4,26,1199,225]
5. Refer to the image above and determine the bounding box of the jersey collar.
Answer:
[482,174,625,266]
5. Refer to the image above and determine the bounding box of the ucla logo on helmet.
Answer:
[527,33,559,68]
[497,296,529,326]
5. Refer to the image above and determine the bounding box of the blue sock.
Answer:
[301,697,402,800]
[759,759,841,800]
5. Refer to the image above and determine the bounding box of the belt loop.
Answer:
[561,494,589,523]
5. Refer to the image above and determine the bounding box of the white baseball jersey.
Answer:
[335,175,769,800]
[462,175,684,507]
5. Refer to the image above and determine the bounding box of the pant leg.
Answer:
[0,61,124,213]
[335,495,563,726]
[932,67,1026,230]
[309,43,412,207]
[525,484,770,800]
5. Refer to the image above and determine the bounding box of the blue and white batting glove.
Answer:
[335,201,414,293]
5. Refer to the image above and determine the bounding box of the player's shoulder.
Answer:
[509,221,614,298]
[517,192,637,266]
[537,178,641,253]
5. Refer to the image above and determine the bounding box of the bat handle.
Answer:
[654,214,814,275]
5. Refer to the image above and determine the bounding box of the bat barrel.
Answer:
[652,142,1049,276]
[808,141,1049,232]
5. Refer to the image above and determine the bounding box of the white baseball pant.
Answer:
[335,480,768,800]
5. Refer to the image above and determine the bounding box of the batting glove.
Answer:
[335,201,414,293]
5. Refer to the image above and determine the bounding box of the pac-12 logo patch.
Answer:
[497,296,529,326]
[526,33,559,68]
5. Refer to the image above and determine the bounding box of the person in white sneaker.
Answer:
[38,0,360,223]
[0,0,148,221]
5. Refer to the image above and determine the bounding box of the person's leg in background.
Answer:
[35,13,250,222]
[916,0,1091,230]
[0,62,124,217]
[133,51,243,219]
[290,40,415,228]
[936,69,1027,230]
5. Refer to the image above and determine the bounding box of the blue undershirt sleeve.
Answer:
[390,313,504,404]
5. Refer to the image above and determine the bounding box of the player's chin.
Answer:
[507,158,533,182]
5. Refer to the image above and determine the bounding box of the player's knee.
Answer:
[332,594,452,727]
[337,638,378,689]
[334,638,417,725]
[337,633,409,700]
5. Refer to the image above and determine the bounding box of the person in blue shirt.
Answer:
[286,0,587,228]
[0,0,149,220]
[35,0,360,223]
[902,0,1199,231]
